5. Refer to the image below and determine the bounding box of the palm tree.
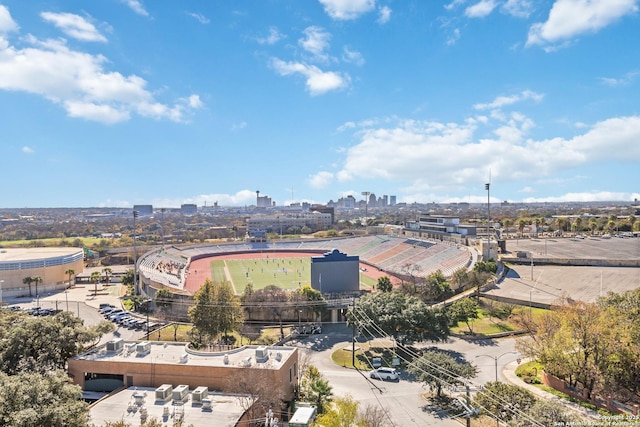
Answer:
[589,218,598,235]
[32,276,43,299]
[518,219,527,237]
[629,215,636,232]
[102,267,112,286]
[90,271,102,296]
[575,217,583,235]
[64,269,75,289]
[23,276,33,297]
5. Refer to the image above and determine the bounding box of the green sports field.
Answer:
[210,256,377,294]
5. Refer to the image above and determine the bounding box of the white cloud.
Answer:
[445,0,467,11]
[22,146,34,154]
[269,58,350,95]
[121,0,149,17]
[41,12,107,43]
[186,12,210,24]
[527,0,638,48]
[501,0,533,18]
[473,90,544,110]
[328,100,640,199]
[447,28,461,45]
[299,26,331,61]
[523,191,640,203]
[257,26,285,45]
[308,171,334,188]
[0,5,19,33]
[150,190,257,209]
[377,6,392,24]
[599,71,638,86]
[318,0,376,20]
[231,121,247,130]
[465,0,498,18]
[0,16,200,124]
[342,46,365,66]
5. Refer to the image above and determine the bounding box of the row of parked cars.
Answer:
[100,304,147,330]
[99,304,162,332]
[25,306,62,316]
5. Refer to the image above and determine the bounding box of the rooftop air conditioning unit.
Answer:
[106,338,124,352]
[172,384,189,402]
[192,386,208,403]
[155,384,173,402]
[242,356,252,367]
[136,341,151,355]
[255,346,268,362]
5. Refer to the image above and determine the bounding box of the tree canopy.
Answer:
[407,349,477,396]
[188,279,243,345]
[348,291,449,343]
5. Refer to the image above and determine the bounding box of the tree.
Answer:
[299,365,333,414]
[0,310,114,375]
[448,297,479,334]
[408,349,477,397]
[187,279,219,345]
[242,285,290,338]
[473,382,537,425]
[516,300,618,400]
[0,370,89,427]
[377,276,393,293]
[65,269,75,288]
[101,267,112,285]
[121,269,135,288]
[188,279,243,345]
[512,399,577,427]
[90,271,102,296]
[32,275,43,298]
[314,395,362,427]
[22,276,33,297]
[349,291,449,343]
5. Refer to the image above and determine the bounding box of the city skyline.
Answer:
[0,1,639,208]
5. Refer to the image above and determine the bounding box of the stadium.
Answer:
[137,235,473,318]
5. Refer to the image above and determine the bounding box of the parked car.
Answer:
[100,307,116,315]
[99,303,115,310]
[293,324,322,335]
[369,367,399,381]
[108,311,126,321]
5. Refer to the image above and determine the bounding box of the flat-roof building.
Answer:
[68,340,298,405]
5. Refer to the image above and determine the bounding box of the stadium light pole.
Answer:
[361,191,370,230]
[160,208,166,247]
[485,183,490,261]
[133,210,139,295]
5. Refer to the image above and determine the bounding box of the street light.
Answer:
[476,351,518,382]
[476,351,518,427]
[133,210,139,295]
[485,183,491,261]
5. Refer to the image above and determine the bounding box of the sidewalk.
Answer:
[502,360,600,421]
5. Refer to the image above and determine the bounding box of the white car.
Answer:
[369,367,399,381]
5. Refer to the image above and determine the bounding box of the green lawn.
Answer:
[451,299,548,336]
[0,236,103,247]
[212,256,312,292]
[211,256,377,293]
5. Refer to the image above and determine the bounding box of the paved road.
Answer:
[287,324,522,426]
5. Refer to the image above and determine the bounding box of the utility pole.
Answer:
[133,210,139,295]
[351,298,356,367]
[466,384,471,427]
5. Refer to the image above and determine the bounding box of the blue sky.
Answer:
[0,0,639,208]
